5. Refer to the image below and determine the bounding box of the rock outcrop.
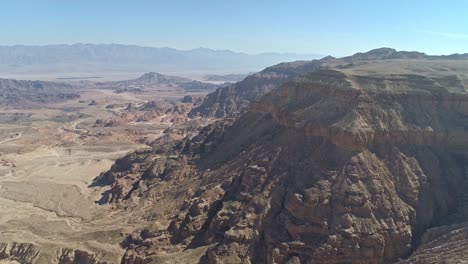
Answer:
[93,56,468,263]
[0,242,112,264]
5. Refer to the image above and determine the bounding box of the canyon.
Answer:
[1,49,468,263]
[0,73,214,263]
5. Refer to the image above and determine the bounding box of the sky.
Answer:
[1,0,468,57]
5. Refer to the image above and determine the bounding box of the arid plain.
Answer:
[0,76,215,263]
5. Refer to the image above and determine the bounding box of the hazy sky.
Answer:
[2,0,467,56]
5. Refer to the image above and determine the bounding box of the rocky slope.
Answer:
[189,60,327,118]
[93,56,468,263]
[0,242,117,264]
[191,48,468,118]
[94,98,204,129]
[397,166,468,263]
[398,222,468,263]
[0,78,80,107]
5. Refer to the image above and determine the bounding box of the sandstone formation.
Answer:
[94,52,468,263]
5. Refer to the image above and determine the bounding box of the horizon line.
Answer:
[0,42,323,57]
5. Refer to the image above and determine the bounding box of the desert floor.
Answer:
[0,89,182,262]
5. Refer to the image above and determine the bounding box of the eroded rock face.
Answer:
[94,100,201,128]
[255,71,468,150]
[0,242,43,264]
[398,222,468,263]
[92,119,233,205]
[0,242,108,264]
[189,60,326,118]
[95,65,468,263]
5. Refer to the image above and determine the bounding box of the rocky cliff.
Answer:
[93,57,468,263]
[190,48,468,119]
[189,60,326,118]
[0,242,118,264]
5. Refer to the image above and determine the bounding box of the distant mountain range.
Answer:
[0,44,321,76]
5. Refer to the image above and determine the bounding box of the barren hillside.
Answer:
[93,51,468,263]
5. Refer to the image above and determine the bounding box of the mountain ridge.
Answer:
[190,47,468,118]
[96,71,220,93]
[93,57,468,263]
[0,44,321,74]
[0,43,317,57]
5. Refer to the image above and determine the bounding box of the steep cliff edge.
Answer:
[190,48,468,119]
[94,63,468,263]
[189,59,326,118]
